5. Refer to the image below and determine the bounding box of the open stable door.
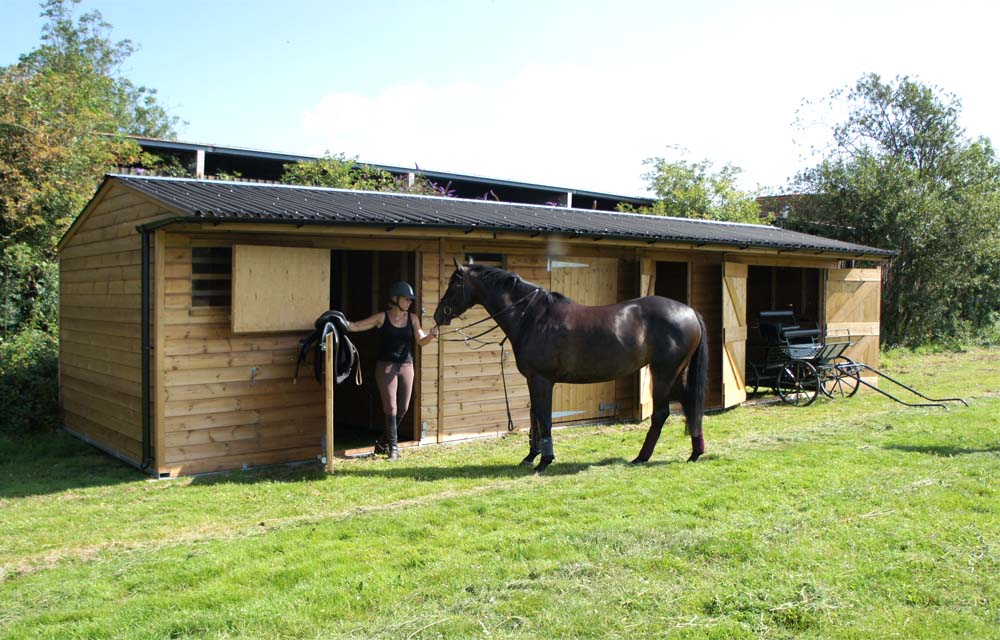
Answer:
[825,268,881,383]
[550,257,619,423]
[638,258,656,420]
[721,262,748,407]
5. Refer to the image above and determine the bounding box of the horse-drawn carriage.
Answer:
[745,310,860,406]
[744,310,968,409]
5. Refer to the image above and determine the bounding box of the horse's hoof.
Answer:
[520,454,538,467]
[630,456,648,465]
[687,451,704,462]
[534,456,554,473]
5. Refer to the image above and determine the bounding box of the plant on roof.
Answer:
[281,153,450,196]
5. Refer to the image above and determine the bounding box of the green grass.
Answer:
[2,348,999,639]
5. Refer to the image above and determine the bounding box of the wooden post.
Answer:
[324,332,335,472]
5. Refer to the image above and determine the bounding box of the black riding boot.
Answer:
[385,414,399,461]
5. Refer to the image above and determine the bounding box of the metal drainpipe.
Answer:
[139,227,153,472]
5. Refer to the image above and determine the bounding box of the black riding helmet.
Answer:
[388,281,416,301]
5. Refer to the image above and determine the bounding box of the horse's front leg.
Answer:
[520,412,540,466]
[527,376,555,473]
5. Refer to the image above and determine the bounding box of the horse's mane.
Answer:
[469,264,573,305]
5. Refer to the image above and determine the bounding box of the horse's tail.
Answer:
[682,312,708,438]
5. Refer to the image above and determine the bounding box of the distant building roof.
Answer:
[115,175,893,257]
[126,135,656,210]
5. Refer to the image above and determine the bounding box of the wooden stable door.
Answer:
[638,258,656,421]
[721,262,748,408]
[550,257,619,423]
[824,268,881,383]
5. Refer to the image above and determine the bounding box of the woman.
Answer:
[347,281,438,460]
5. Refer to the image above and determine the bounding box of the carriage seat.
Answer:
[757,310,798,346]
[782,328,821,344]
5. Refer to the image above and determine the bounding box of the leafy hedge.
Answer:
[0,328,59,436]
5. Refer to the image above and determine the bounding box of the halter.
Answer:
[436,272,543,431]
[438,286,541,349]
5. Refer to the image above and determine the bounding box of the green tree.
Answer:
[623,152,761,223]
[0,0,178,337]
[0,0,178,433]
[790,73,1000,346]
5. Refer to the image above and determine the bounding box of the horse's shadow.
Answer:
[884,443,1000,457]
[188,455,687,486]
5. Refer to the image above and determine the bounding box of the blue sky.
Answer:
[4,0,999,196]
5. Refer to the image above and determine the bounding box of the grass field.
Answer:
[1,348,998,639]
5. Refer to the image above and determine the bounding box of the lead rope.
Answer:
[499,337,515,431]
[437,287,541,432]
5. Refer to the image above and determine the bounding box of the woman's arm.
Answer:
[348,313,383,333]
[412,313,438,346]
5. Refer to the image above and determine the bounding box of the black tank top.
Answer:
[378,311,413,363]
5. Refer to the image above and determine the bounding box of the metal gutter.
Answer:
[138,225,154,473]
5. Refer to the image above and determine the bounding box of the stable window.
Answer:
[466,252,504,267]
[191,247,232,307]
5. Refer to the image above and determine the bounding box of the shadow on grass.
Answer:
[885,443,1000,457]
[188,456,652,486]
[0,430,142,499]
[2,430,693,496]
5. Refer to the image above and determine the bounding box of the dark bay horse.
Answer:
[433,262,707,472]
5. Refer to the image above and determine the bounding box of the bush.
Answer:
[0,328,59,436]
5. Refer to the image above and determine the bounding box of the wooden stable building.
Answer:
[58,176,892,477]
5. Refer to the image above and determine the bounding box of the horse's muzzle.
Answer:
[434,307,453,326]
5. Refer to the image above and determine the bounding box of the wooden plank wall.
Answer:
[159,234,326,476]
[59,186,171,465]
[421,246,642,443]
[158,232,443,474]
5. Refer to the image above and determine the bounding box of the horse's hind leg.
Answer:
[631,366,677,464]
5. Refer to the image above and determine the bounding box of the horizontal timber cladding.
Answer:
[158,232,330,476]
[424,244,646,443]
[58,183,176,465]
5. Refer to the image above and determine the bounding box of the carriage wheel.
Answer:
[778,360,819,407]
[745,362,760,400]
[821,356,860,399]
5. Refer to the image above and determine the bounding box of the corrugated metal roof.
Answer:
[114,175,893,257]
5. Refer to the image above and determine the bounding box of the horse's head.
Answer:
[433,260,475,326]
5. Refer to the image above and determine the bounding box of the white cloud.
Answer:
[302,65,676,195]
[300,1,1000,197]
